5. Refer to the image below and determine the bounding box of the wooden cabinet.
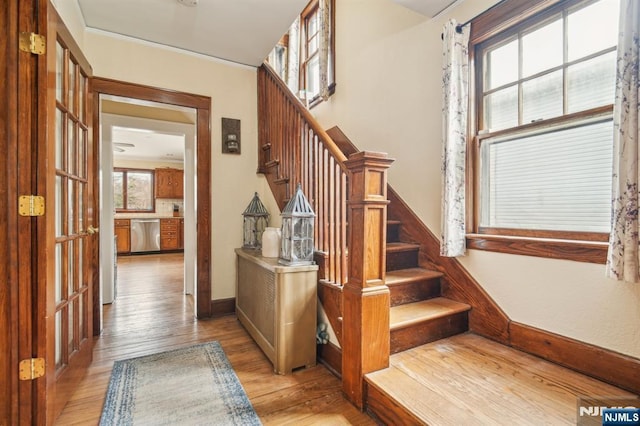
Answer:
[179,218,184,250]
[114,219,130,254]
[235,248,318,375]
[160,218,181,251]
[155,168,183,199]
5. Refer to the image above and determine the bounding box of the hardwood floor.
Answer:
[55,253,375,425]
[366,333,638,425]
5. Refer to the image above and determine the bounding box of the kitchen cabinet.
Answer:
[114,219,131,254]
[179,218,184,250]
[155,168,184,199]
[160,218,181,251]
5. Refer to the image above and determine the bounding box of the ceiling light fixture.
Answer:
[177,0,198,6]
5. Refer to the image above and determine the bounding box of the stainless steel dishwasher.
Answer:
[130,219,161,253]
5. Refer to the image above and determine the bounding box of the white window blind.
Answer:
[480,118,613,233]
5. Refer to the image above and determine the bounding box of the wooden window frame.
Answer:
[113,168,156,213]
[466,0,614,264]
[299,0,336,108]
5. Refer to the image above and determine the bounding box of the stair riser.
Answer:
[389,279,441,307]
[387,224,401,243]
[390,312,468,354]
[365,382,423,426]
[386,249,419,271]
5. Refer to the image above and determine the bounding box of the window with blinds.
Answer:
[473,0,619,241]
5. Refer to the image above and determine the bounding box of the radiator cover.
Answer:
[235,248,318,374]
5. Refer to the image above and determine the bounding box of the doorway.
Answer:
[100,95,195,306]
[91,78,212,334]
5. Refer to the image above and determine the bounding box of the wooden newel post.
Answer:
[342,151,394,408]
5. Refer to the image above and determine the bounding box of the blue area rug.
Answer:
[100,341,261,425]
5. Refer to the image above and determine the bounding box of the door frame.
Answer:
[90,78,212,330]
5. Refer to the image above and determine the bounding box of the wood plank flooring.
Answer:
[55,253,375,425]
[366,333,638,425]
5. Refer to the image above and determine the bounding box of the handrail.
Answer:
[260,63,348,164]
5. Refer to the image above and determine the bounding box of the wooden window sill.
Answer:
[466,233,607,264]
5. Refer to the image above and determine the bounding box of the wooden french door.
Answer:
[0,2,95,423]
[46,5,96,422]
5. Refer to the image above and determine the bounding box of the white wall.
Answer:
[312,0,640,359]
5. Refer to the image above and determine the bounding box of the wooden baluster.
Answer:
[341,170,348,284]
[342,151,394,408]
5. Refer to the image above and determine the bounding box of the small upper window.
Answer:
[114,168,155,212]
[266,0,335,106]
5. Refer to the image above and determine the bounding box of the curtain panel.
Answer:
[440,20,470,257]
[286,16,301,95]
[607,0,640,283]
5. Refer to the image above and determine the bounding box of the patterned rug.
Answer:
[100,341,262,425]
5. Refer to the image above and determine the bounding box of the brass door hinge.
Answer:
[18,195,45,217]
[19,32,46,55]
[19,358,45,380]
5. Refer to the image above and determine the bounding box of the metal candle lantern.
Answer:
[242,192,269,249]
[279,184,315,265]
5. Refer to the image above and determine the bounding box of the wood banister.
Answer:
[257,64,394,410]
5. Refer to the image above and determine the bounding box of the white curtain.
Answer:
[440,20,470,257]
[606,0,640,282]
[286,16,301,95]
[319,0,331,101]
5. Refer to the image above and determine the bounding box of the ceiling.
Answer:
[77,0,310,67]
[103,96,196,164]
[390,0,462,17]
[85,0,461,163]
[77,0,461,67]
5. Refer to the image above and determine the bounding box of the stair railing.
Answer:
[258,63,349,286]
[258,63,393,408]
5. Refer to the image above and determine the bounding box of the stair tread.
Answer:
[386,242,420,253]
[386,268,442,285]
[390,298,470,330]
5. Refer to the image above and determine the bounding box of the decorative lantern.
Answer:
[242,192,269,250]
[279,184,315,265]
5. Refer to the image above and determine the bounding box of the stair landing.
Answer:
[365,333,636,426]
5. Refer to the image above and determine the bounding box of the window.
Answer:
[468,0,620,262]
[114,168,155,212]
[267,0,335,106]
[302,4,321,99]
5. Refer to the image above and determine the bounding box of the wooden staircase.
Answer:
[386,218,470,355]
[257,63,479,414]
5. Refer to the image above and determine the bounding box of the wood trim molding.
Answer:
[210,298,235,318]
[467,234,608,264]
[317,341,342,378]
[510,322,640,395]
[470,0,564,44]
[91,77,212,319]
